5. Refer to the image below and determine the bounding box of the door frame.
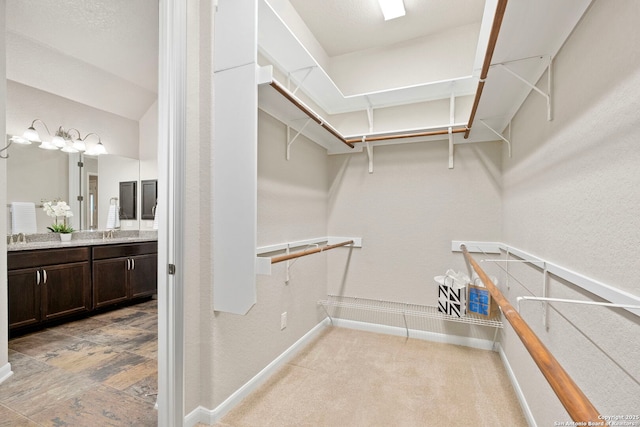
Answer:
[157,0,186,425]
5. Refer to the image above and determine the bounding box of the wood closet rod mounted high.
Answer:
[271,240,354,264]
[461,245,602,424]
[464,0,509,139]
[269,80,355,149]
[345,127,467,145]
[269,80,467,147]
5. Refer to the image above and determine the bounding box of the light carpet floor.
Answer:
[215,327,527,427]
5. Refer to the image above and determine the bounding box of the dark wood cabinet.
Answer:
[7,247,91,331]
[8,268,41,329]
[129,254,158,298]
[93,258,129,308]
[92,242,158,309]
[8,241,156,334]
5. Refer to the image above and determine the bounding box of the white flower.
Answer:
[42,199,74,219]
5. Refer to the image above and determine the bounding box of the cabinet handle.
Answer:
[131,258,135,270]
[126,259,130,270]
[42,269,47,284]
[36,270,40,285]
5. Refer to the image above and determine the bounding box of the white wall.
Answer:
[183,0,210,413]
[499,0,640,424]
[98,155,140,230]
[139,100,158,175]
[211,110,329,407]
[0,0,10,384]
[329,23,480,95]
[6,141,69,233]
[5,81,139,159]
[327,140,502,340]
[139,101,158,230]
[6,81,151,233]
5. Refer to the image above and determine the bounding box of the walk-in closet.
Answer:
[1,0,638,426]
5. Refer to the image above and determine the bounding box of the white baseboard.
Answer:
[184,318,331,427]
[332,318,498,351]
[496,343,536,427]
[0,362,13,385]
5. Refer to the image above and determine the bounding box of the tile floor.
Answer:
[0,298,158,427]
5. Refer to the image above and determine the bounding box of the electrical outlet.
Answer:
[280,312,287,330]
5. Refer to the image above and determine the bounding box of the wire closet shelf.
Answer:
[318,294,503,329]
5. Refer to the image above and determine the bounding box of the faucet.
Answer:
[17,233,26,244]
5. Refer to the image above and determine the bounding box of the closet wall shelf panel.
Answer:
[318,295,503,329]
[255,236,362,276]
[258,73,475,157]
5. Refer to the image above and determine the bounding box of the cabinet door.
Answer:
[93,257,129,308]
[41,262,92,321]
[8,268,41,329]
[129,254,158,299]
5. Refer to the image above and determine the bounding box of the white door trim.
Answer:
[157,0,186,425]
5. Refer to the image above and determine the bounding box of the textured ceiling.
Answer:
[5,0,159,120]
[7,0,159,92]
[288,0,486,57]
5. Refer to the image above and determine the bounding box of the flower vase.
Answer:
[60,233,72,242]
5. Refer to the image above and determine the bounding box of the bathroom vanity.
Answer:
[7,234,157,334]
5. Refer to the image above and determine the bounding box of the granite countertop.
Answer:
[7,230,158,252]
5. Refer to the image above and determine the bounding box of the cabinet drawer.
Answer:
[92,242,158,260]
[8,247,90,270]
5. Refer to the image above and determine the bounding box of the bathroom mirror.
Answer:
[6,141,155,232]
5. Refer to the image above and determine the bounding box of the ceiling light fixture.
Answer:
[20,119,108,156]
[378,0,406,21]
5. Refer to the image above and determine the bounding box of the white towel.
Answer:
[152,201,159,230]
[106,204,120,229]
[11,202,37,234]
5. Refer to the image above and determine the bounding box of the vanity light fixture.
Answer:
[20,119,108,155]
[70,128,87,152]
[1,135,33,159]
[9,135,31,145]
[60,128,81,153]
[22,118,48,143]
[378,0,405,21]
[82,133,108,156]
[39,139,60,150]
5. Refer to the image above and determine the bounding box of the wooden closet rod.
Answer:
[461,245,602,423]
[271,240,354,264]
[269,80,467,149]
[464,0,509,139]
[269,80,355,149]
[345,127,467,144]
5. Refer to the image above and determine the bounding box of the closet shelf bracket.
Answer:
[286,118,312,160]
[448,91,455,169]
[366,106,374,133]
[287,66,316,95]
[285,243,318,284]
[497,57,553,121]
[479,119,512,157]
[448,127,454,169]
[365,137,374,174]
